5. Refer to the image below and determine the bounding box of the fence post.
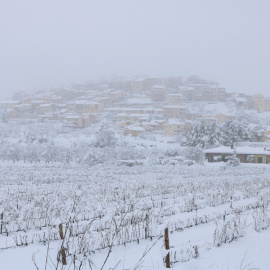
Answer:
[164,228,170,268]
[165,228,169,250]
[165,253,170,268]
[61,248,67,265]
[145,214,149,239]
[0,213,3,234]
[59,224,64,240]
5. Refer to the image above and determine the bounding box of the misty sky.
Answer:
[0,0,270,100]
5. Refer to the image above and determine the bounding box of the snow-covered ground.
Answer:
[0,162,270,269]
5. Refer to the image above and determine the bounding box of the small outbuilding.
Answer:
[205,142,270,164]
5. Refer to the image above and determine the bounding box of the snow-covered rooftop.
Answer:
[205,146,270,155]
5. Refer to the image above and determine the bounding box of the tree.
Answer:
[0,110,9,123]
[94,129,118,148]
[225,151,240,166]
[185,119,255,149]
[186,121,209,148]
[208,121,224,147]
[222,120,254,146]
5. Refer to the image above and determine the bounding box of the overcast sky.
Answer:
[0,0,269,100]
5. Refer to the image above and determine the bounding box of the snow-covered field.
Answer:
[0,162,270,269]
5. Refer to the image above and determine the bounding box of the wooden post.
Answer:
[61,248,67,265]
[145,227,148,239]
[0,213,3,234]
[164,228,169,250]
[165,252,170,268]
[164,228,170,268]
[145,214,149,239]
[193,245,199,258]
[59,224,64,240]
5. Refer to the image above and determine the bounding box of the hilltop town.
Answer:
[1,75,270,141]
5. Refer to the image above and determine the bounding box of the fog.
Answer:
[0,0,269,100]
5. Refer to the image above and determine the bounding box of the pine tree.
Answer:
[186,119,255,149]
[222,119,254,146]
[186,121,209,148]
[208,121,224,147]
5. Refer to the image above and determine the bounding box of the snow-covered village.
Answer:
[1,1,270,270]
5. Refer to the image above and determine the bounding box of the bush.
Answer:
[225,151,240,167]
[184,147,205,164]
[247,155,255,163]
[213,155,222,162]
[94,130,118,148]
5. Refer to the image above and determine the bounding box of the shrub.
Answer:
[184,146,205,164]
[225,151,240,167]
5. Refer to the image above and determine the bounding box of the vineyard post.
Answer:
[0,213,3,234]
[164,228,170,268]
[145,214,149,239]
[61,248,67,265]
[59,224,64,240]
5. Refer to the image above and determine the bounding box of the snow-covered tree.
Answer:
[222,120,254,146]
[225,151,240,166]
[186,121,210,148]
[208,121,224,147]
[185,119,255,149]
[0,110,9,123]
[94,129,118,148]
[184,146,205,164]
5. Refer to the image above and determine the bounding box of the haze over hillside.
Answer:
[1,0,270,100]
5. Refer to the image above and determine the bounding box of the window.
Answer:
[258,157,263,163]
